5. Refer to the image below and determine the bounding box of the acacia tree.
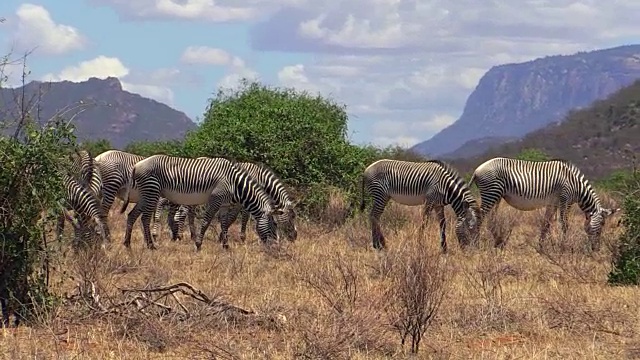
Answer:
[0,53,77,326]
[183,79,376,218]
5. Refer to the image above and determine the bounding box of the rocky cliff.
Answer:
[411,44,640,158]
[451,79,640,179]
[0,77,197,148]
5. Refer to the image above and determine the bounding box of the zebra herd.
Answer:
[59,149,619,253]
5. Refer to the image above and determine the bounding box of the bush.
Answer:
[124,139,186,157]
[516,148,550,162]
[608,171,640,286]
[0,54,77,326]
[182,79,378,220]
[79,138,112,156]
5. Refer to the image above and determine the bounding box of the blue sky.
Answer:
[1,0,639,147]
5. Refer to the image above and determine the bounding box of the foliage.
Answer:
[79,138,112,157]
[124,139,186,158]
[596,169,637,192]
[182,79,380,219]
[0,54,77,326]
[515,148,550,162]
[608,171,640,286]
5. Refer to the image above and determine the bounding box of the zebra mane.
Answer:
[243,161,295,204]
[426,159,479,208]
[425,159,464,180]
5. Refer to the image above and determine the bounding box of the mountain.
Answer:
[411,44,640,158]
[0,77,197,148]
[451,79,640,179]
[440,136,518,160]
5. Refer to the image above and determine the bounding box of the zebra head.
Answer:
[584,207,619,251]
[275,200,298,242]
[455,199,481,247]
[255,204,286,244]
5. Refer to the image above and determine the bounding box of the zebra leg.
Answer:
[140,200,158,250]
[195,198,224,251]
[186,206,197,243]
[123,203,143,248]
[538,205,557,250]
[558,205,569,245]
[151,198,167,243]
[167,204,180,241]
[218,204,242,244]
[369,193,390,250]
[239,209,250,242]
[435,206,448,253]
[419,203,434,233]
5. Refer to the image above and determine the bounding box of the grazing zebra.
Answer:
[56,150,110,244]
[468,157,619,251]
[61,173,109,248]
[119,155,283,250]
[167,161,298,245]
[94,149,190,242]
[360,159,480,252]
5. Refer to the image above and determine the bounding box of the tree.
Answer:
[0,53,77,326]
[183,79,376,218]
[516,148,550,162]
[79,138,112,156]
[124,139,186,157]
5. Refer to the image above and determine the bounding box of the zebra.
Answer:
[56,150,110,244]
[118,155,284,250]
[360,159,480,252]
[468,157,619,251]
[167,161,298,245]
[94,150,190,242]
[61,173,110,249]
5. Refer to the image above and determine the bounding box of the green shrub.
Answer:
[516,148,550,162]
[608,171,640,286]
[182,79,377,220]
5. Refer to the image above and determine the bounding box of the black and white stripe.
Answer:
[94,149,190,241]
[119,155,283,250]
[360,159,480,252]
[169,161,298,244]
[468,157,619,251]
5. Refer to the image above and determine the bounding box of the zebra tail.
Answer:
[119,167,135,214]
[466,173,476,190]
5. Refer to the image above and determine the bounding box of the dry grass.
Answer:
[2,196,639,360]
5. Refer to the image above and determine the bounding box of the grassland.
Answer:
[1,194,639,360]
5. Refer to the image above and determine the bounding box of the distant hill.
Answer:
[451,79,640,179]
[411,44,640,158]
[0,77,197,148]
[440,136,518,160]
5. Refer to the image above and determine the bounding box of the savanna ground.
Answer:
[2,192,639,360]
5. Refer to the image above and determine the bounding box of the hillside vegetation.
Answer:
[453,79,640,179]
[2,54,640,359]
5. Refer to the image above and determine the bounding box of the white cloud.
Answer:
[180,46,237,65]
[259,1,640,146]
[87,0,640,146]
[89,0,269,22]
[41,56,176,105]
[11,3,85,55]
[178,46,259,88]
[42,56,129,82]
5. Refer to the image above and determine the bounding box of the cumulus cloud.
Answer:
[41,56,176,105]
[180,45,258,88]
[86,0,640,147]
[88,0,274,22]
[9,3,85,55]
[259,0,640,147]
